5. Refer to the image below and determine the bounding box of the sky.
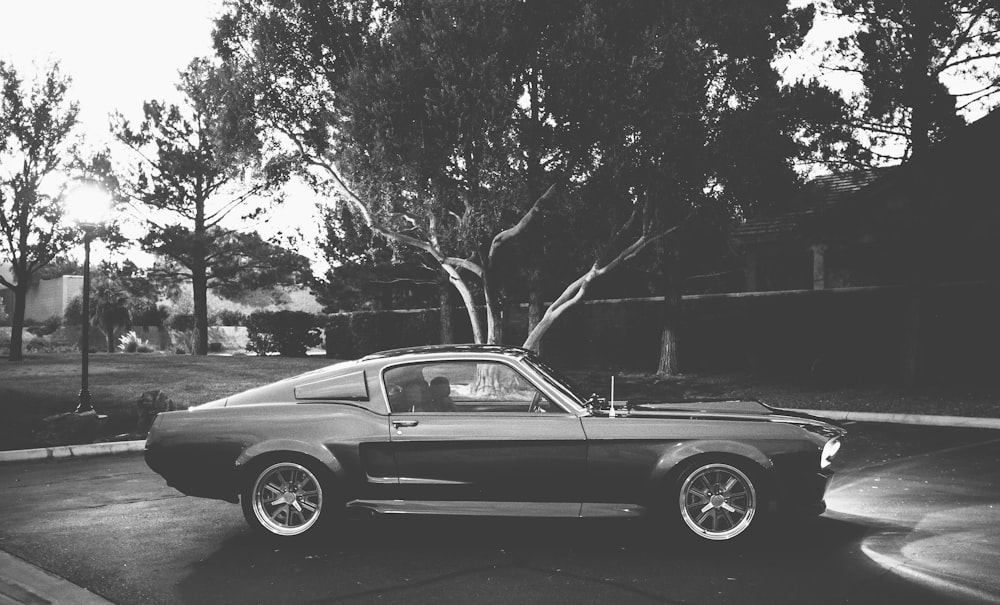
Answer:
[0,0,327,271]
[0,0,224,137]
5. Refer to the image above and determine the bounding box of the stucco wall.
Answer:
[22,276,82,322]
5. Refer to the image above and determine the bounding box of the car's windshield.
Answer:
[523,356,586,410]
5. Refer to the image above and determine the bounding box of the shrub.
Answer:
[118,330,153,353]
[63,296,83,326]
[25,315,62,337]
[246,310,322,357]
[135,304,169,328]
[211,309,247,326]
[208,341,224,353]
[169,329,197,355]
[349,311,381,356]
[169,314,197,332]
[324,314,353,358]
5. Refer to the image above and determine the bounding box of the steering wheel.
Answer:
[527,391,545,413]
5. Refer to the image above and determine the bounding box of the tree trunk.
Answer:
[527,264,544,355]
[439,277,453,344]
[442,264,483,343]
[7,285,27,361]
[483,266,503,345]
[657,239,681,376]
[192,266,209,355]
[105,323,116,353]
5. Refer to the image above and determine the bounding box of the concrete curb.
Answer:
[0,440,144,464]
[796,409,1000,430]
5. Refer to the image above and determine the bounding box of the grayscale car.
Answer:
[145,345,845,542]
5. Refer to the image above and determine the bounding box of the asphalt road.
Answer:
[1,423,998,605]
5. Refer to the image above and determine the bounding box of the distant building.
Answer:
[732,109,999,292]
[720,109,1000,383]
[0,266,83,322]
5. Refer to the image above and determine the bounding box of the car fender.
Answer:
[235,439,345,481]
[647,439,774,494]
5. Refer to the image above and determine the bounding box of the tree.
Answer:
[215,0,686,349]
[65,260,161,352]
[818,0,1000,162]
[215,1,849,365]
[0,61,79,361]
[815,1,1000,385]
[313,203,441,312]
[113,58,308,354]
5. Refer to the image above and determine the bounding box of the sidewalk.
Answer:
[0,550,113,605]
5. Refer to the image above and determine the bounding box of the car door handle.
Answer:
[392,420,419,428]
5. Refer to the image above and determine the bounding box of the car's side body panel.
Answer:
[146,402,396,503]
[387,412,587,502]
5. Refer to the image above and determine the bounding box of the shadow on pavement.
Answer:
[176,514,886,605]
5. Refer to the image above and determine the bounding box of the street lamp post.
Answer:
[76,224,96,413]
[67,183,112,415]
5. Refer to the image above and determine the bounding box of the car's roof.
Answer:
[359,344,533,361]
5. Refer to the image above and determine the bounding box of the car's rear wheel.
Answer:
[242,460,329,538]
[676,461,758,541]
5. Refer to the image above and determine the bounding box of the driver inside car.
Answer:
[428,376,456,412]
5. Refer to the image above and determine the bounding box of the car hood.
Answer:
[625,400,846,438]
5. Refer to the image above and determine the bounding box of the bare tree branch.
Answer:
[487,183,556,264]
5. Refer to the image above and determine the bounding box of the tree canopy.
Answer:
[818,0,1000,163]
[0,61,80,360]
[213,0,845,355]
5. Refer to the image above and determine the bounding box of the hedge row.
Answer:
[325,309,441,358]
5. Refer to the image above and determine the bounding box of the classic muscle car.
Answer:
[145,345,845,542]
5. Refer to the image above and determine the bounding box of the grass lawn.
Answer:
[0,353,334,451]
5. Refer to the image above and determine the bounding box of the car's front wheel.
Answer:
[242,460,330,538]
[676,461,759,541]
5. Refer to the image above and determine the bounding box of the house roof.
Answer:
[731,107,1000,247]
[731,168,891,244]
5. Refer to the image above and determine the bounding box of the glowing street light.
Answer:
[66,183,113,414]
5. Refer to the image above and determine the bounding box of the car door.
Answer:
[384,359,587,512]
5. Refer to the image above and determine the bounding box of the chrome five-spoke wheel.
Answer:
[249,462,324,537]
[678,462,757,541]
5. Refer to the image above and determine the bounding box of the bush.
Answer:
[325,314,353,358]
[246,310,322,357]
[208,341,224,353]
[118,330,153,353]
[25,315,62,337]
[169,314,197,332]
[211,309,247,326]
[135,304,169,328]
[169,329,197,355]
[349,311,381,356]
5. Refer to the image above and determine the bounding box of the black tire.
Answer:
[674,460,762,542]
[240,458,338,539]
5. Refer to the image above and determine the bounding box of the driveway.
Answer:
[1,423,998,604]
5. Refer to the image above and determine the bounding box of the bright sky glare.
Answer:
[0,0,224,140]
[0,0,327,271]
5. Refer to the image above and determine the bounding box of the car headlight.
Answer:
[820,437,842,469]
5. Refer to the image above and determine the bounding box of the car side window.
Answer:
[383,361,563,414]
